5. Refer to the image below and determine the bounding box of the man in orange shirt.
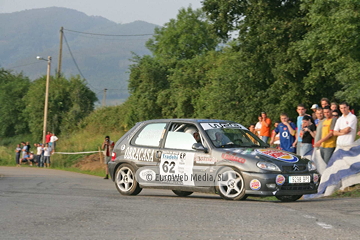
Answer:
[260,111,271,143]
[314,106,337,163]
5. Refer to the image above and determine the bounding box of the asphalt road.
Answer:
[0,167,359,240]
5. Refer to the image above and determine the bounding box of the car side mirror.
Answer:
[192,143,208,153]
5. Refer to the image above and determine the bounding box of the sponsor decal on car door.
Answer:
[159,151,195,186]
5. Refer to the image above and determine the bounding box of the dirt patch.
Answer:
[72,153,104,172]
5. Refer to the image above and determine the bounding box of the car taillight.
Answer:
[111,152,116,161]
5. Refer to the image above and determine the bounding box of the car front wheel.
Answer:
[216,167,246,200]
[115,164,142,196]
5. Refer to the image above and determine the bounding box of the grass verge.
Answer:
[329,184,360,198]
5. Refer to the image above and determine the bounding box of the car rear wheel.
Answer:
[115,164,142,196]
[216,167,246,200]
[276,195,302,202]
[172,190,193,197]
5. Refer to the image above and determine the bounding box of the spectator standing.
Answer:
[259,111,271,143]
[271,113,296,153]
[270,122,281,149]
[294,104,307,155]
[249,124,257,135]
[255,115,262,137]
[15,144,21,167]
[21,142,27,159]
[40,144,45,167]
[45,132,52,144]
[330,102,338,112]
[43,143,52,168]
[26,141,31,154]
[333,109,341,117]
[102,136,115,179]
[36,143,43,167]
[310,104,319,121]
[315,108,324,126]
[248,124,257,144]
[299,115,316,156]
[320,97,330,108]
[333,102,358,146]
[314,106,337,163]
[50,133,59,153]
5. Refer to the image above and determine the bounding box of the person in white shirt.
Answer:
[36,143,43,167]
[333,102,357,146]
[255,115,262,137]
[43,143,52,168]
[50,133,59,153]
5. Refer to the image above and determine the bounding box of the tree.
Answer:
[59,77,98,134]
[298,0,360,106]
[0,69,30,137]
[146,7,220,62]
[124,7,221,125]
[23,75,97,139]
[124,55,168,126]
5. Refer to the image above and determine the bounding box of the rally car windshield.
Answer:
[202,125,267,148]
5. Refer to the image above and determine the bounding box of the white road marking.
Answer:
[316,222,333,229]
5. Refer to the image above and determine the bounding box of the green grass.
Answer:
[329,185,360,198]
[0,127,126,171]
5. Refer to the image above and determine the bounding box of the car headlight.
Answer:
[307,161,317,171]
[256,161,281,172]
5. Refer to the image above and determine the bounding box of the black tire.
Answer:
[276,195,302,202]
[215,167,246,200]
[115,163,142,196]
[172,190,193,197]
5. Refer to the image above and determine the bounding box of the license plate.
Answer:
[289,176,310,183]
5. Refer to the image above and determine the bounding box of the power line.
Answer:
[63,32,99,91]
[64,28,153,37]
[6,61,43,69]
[64,31,150,41]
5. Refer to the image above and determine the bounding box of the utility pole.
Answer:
[57,26,64,78]
[43,56,51,144]
[102,88,107,106]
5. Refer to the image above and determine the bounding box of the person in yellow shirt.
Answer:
[314,106,337,163]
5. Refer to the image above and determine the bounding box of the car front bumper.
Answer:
[242,172,319,196]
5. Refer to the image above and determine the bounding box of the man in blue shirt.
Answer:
[271,113,296,153]
[294,104,307,155]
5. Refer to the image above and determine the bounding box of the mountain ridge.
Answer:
[0,7,157,105]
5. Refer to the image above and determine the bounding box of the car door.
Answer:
[126,122,167,167]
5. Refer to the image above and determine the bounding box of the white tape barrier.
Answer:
[54,151,100,155]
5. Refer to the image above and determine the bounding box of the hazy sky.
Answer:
[0,0,203,26]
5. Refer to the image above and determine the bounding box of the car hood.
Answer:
[217,147,309,165]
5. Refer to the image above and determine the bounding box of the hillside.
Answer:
[0,7,157,105]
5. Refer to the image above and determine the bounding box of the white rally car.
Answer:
[108,119,319,201]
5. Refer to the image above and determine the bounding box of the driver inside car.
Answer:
[213,132,232,147]
[193,132,201,143]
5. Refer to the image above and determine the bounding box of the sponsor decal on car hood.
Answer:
[255,149,299,163]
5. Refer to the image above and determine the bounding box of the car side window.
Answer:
[165,132,196,150]
[164,123,200,150]
[134,123,166,147]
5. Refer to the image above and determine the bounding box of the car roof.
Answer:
[138,119,235,124]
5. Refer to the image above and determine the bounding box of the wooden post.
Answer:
[98,146,103,163]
